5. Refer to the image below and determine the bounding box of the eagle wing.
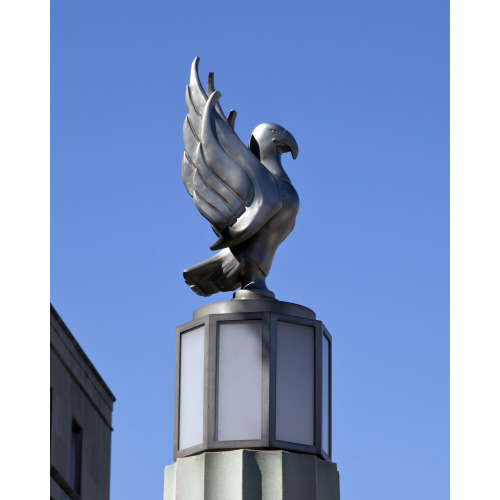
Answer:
[182,57,282,251]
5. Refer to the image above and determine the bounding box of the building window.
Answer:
[70,419,83,495]
[50,388,53,441]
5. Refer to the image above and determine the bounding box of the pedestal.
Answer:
[164,449,340,500]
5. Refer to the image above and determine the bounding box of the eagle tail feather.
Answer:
[183,249,241,297]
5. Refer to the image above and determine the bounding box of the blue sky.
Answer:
[50,0,449,498]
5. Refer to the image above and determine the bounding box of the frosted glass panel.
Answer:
[179,326,204,450]
[216,321,262,441]
[322,334,330,455]
[276,322,314,445]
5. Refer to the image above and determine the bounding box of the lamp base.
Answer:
[233,288,276,300]
[164,449,340,500]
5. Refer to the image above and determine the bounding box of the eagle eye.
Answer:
[270,129,278,134]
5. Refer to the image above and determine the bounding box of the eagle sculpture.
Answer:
[182,57,299,299]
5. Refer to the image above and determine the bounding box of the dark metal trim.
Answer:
[268,314,277,446]
[261,313,272,444]
[173,325,181,459]
[204,316,213,454]
[320,325,333,462]
[314,320,322,458]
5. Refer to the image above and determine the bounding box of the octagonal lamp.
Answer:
[173,300,332,462]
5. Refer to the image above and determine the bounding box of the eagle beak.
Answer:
[273,129,299,160]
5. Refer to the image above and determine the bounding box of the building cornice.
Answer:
[50,303,116,403]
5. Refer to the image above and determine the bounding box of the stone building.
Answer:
[50,304,115,500]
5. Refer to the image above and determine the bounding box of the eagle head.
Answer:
[249,123,299,161]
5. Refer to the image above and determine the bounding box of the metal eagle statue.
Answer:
[182,57,299,299]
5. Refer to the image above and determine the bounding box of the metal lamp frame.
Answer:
[174,309,332,462]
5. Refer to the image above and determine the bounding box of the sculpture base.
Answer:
[164,449,340,500]
[191,298,316,320]
[233,288,276,300]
